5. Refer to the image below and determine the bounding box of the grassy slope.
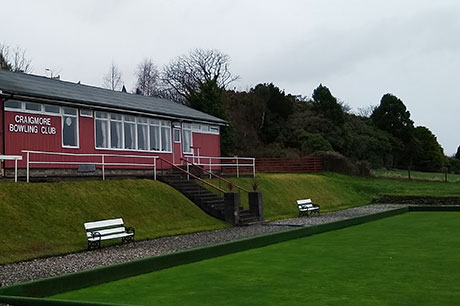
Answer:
[52,212,460,306]
[2,172,460,264]
[0,179,227,264]
[220,172,460,220]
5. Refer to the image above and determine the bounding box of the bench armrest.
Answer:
[126,226,135,236]
[89,231,101,240]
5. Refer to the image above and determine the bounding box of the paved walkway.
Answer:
[0,204,403,287]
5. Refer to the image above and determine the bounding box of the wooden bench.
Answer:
[84,217,135,250]
[297,199,320,217]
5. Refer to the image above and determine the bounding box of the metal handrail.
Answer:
[183,155,256,178]
[22,150,158,183]
[158,157,225,194]
[180,157,250,193]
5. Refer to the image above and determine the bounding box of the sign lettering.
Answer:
[9,114,57,135]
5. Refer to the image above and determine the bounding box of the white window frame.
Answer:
[182,123,193,154]
[61,107,79,149]
[80,109,93,117]
[137,117,149,151]
[110,113,123,149]
[95,111,110,149]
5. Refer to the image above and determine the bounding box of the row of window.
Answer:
[95,112,176,152]
[4,100,215,153]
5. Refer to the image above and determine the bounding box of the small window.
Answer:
[150,119,160,125]
[25,102,42,112]
[210,126,219,133]
[80,109,93,117]
[173,128,181,143]
[4,100,22,109]
[110,113,122,121]
[124,115,136,122]
[137,117,148,124]
[192,124,201,131]
[44,104,60,114]
[63,107,77,116]
[95,111,108,119]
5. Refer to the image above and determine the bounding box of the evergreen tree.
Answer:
[312,84,344,125]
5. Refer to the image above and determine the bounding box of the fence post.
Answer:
[154,157,157,181]
[252,158,256,178]
[14,158,18,183]
[236,157,239,178]
[26,151,30,183]
[209,157,212,179]
[186,163,190,181]
[102,155,105,180]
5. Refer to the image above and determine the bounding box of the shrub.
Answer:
[314,151,358,176]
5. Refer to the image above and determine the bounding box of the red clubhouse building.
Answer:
[0,70,226,179]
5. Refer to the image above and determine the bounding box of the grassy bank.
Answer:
[217,172,460,220]
[2,173,460,264]
[0,179,227,264]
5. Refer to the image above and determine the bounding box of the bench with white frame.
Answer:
[297,198,320,217]
[84,217,135,250]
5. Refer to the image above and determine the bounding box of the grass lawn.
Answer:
[0,179,227,264]
[372,169,460,182]
[214,172,460,220]
[51,212,460,306]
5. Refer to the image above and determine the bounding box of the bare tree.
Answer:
[103,62,123,91]
[135,58,162,96]
[0,43,33,73]
[162,48,239,103]
[356,105,377,117]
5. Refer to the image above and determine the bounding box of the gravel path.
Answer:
[0,204,403,287]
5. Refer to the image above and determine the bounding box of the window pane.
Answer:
[5,100,21,109]
[124,115,135,122]
[63,107,77,116]
[63,116,78,147]
[25,102,41,111]
[150,119,160,125]
[149,126,160,151]
[183,129,192,153]
[173,129,181,142]
[210,126,219,133]
[183,123,192,130]
[95,112,108,119]
[80,109,93,117]
[124,122,136,149]
[110,113,122,121]
[138,124,148,150]
[161,126,171,151]
[45,104,60,114]
[95,119,108,148]
[137,117,148,124]
[110,121,122,148]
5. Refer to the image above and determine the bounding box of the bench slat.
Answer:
[88,232,134,242]
[86,226,126,238]
[84,218,124,230]
[297,199,312,205]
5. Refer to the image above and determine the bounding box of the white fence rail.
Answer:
[22,150,158,183]
[183,155,256,178]
[0,155,22,182]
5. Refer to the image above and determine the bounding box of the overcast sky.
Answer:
[2,0,460,154]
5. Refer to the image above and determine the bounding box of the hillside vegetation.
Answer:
[2,174,460,264]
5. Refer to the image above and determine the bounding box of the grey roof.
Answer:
[0,70,226,125]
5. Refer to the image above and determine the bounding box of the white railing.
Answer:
[22,150,158,183]
[183,155,256,178]
[0,155,23,182]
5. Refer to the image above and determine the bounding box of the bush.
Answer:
[314,151,358,175]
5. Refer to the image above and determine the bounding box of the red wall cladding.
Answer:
[3,110,221,170]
